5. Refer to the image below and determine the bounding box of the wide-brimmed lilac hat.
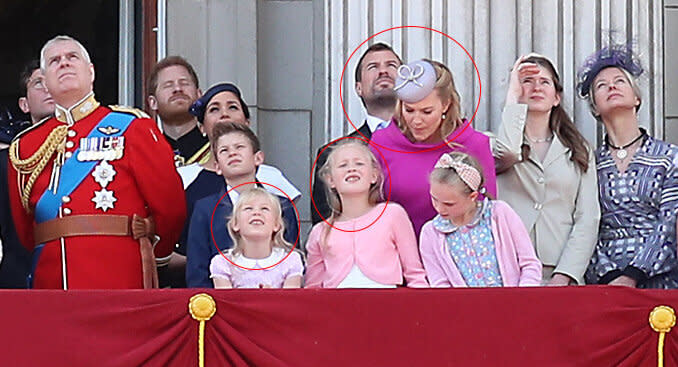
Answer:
[393,59,437,103]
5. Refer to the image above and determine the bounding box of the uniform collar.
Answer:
[224,181,270,205]
[54,92,100,125]
[230,247,286,268]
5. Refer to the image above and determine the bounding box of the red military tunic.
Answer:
[8,94,186,289]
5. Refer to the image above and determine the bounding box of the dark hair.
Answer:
[19,59,41,97]
[209,122,261,159]
[147,56,199,97]
[354,42,401,83]
[189,83,250,124]
[522,55,590,172]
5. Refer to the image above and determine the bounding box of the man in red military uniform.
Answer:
[7,35,186,289]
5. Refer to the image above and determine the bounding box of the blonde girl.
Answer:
[420,152,542,287]
[305,139,428,288]
[209,187,303,288]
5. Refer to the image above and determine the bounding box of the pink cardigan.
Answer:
[419,200,542,287]
[305,203,429,288]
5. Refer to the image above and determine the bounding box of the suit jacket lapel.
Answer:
[543,134,569,168]
[358,120,372,140]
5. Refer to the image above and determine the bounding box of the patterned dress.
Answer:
[585,135,678,288]
[433,199,504,287]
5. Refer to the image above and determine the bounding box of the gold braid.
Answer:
[8,125,69,212]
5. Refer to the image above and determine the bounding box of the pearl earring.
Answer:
[441,113,447,120]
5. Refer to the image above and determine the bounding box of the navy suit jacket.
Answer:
[185,187,300,288]
[0,149,30,288]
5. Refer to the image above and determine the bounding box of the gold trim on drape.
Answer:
[189,293,217,367]
[649,305,676,367]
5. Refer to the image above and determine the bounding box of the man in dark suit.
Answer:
[0,60,55,288]
[311,43,401,224]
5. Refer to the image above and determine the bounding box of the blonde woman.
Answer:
[577,45,678,288]
[370,59,496,238]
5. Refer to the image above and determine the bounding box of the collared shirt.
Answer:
[365,114,390,133]
[433,199,503,287]
[209,247,303,288]
[226,181,288,204]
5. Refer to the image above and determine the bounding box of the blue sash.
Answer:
[28,111,135,287]
[34,112,134,223]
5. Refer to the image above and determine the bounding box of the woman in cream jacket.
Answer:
[493,54,599,285]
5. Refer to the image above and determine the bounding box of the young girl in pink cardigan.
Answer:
[305,140,428,288]
[420,152,542,287]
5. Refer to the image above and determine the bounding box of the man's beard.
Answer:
[368,90,397,110]
[159,107,194,125]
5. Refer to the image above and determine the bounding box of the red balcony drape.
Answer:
[0,287,676,366]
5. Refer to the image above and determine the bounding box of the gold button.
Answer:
[67,130,76,137]
[65,152,73,159]
[61,196,71,203]
[65,141,74,149]
[63,208,72,215]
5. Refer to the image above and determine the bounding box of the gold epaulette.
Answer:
[109,105,150,119]
[9,124,69,212]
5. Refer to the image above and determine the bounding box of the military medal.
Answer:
[98,125,120,135]
[92,161,116,187]
[92,188,117,212]
[77,136,125,161]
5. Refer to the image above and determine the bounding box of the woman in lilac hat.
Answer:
[370,59,496,238]
[577,45,678,288]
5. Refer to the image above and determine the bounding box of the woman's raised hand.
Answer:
[506,56,540,105]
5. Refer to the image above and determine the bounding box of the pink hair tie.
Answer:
[434,153,482,192]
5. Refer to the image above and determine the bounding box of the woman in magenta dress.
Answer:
[370,59,496,238]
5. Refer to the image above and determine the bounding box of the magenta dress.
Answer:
[370,119,497,239]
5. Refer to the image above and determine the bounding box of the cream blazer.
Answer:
[492,104,600,284]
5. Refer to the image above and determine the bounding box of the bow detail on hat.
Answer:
[394,64,425,91]
[393,59,437,103]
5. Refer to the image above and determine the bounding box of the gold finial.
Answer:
[189,293,216,322]
[189,293,216,367]
[650,306,676,333]
[649,305,676,367]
